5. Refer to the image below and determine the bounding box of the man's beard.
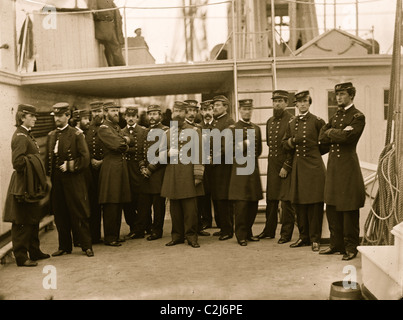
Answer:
[273,108,284,118]
[108,114,119,124]
[80,122,90,131]
[93,116,103,126]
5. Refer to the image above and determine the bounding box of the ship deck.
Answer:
[0,212,364,301]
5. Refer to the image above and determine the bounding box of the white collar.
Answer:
[185,119,194,125]
[240,118,251,125]
[21,125,31,132]
[57,124,69,131]
[344,103,353,111]
[75,126,83,133]
[298,112,309,117]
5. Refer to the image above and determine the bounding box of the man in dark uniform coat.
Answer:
[198,99,217,230]
[138,105,169,241]
[88,0,126,66]
[258,90,295,244]
[97,101,132,246]
[160,101,205,248]
[85,101,105,244]
[282,91,328,252]
[122,106,147,239]
[319,82,366,261]
[228,99,263,246]
[46,103,94,257]
[3,104,50,266]
[210,95,235,240]
[184,99,210,237]
[73,109,91,135]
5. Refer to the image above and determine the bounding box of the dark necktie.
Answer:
[337,107,345,114]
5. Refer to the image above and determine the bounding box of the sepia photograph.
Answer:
[0,0,402,305]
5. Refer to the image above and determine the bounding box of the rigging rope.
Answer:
[361,0,402,246]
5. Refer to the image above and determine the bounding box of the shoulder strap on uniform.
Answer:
[353,112,365,119]
[16,133,27,137]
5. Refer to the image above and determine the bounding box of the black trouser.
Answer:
[89,166,102,243]
[100,36,125,67]
[197,194,212,230]
[326,205,360,254]
[233,200,258,242]
[294,202,324,244]
[263,200,295,240]
[214,199,234,236]
[102,203,123,244]
[51,171,92,251]
[137,193,166,237]
[169,198,198,243]
[11,223,41,265]
[123,193,139,234]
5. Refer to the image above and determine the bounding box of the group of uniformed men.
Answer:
[5,81,366,267]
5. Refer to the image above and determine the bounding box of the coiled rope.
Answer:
[361,0,402,246]
[362,143,400,245]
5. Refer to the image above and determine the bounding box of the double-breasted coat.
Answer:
[139,122,169,194]
[282,112,328,204]
[319,105,366,211]
[3,126,47,225]
[160,121,204,200]
[199,118,218,194]
[86,121,105,162]
[266,110,294,201]
[97,119,131,204]
[122,124,147,194]
[46,125,91,218]
[228,120,263,201]
[210,113,235,200]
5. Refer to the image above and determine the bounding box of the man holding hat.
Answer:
[46,102,94,257]
[160,101,205,248]
[319,82,366,261]
[121,106,148,240]
[257,90,295,244]
[85,101,106,244]
[3,104,50,266]
[138,105,169,241]
[282,91,328,252]
[97,101,133,246]
[210,95,235,240]
[228,99,263,246]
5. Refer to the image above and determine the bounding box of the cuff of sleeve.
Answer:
[193,164,204,178]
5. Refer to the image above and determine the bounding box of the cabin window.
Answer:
[286,91,296,116]
[327,90,338,119]
[31,112,56,137]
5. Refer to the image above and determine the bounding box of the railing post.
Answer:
[271,0,277,90]
[232,0,239,121]
[123,5,129,66]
